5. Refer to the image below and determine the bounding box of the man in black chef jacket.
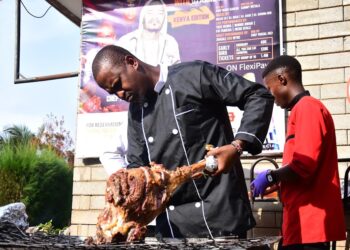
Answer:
[92,45,274,239]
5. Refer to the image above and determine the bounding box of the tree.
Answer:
[0,124,35,146]
[36,113,74,167]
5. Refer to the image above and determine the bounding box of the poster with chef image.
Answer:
[76,0,284,158]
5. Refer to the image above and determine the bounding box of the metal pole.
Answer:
[14,0,21,81]
[14,71,79,84]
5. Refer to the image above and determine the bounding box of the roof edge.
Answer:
[45,0,81,27]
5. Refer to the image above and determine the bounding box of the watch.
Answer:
[266,169,277,184]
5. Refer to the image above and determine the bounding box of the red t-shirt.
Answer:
[281,96,346,246]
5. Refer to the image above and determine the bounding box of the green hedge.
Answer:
[0,143,72,228]
[0,143,36,205]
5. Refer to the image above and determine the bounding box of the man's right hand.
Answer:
[206,144,240,176]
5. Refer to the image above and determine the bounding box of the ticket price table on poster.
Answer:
[217,37,273,63]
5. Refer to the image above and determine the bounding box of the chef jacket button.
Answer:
[148,137,154,143]
[169,205,175,211]
[165,88,170,95]
[143,102,148,108]
[195,202,201,208]
[172,129,178,135]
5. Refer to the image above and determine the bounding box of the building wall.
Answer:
[70,0,350,248]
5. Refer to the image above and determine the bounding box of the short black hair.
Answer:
[262,55,302,83]
[92,45,134,81]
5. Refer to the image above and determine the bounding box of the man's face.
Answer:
[263,71,289,109]
[97,23,116,47]
[95,57,149,103]
[143,4,165,32]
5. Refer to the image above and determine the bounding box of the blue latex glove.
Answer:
[250,170,270,197]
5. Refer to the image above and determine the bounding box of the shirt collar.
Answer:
[287,90,310,111]
[154,64,168,93]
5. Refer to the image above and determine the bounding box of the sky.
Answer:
[0,0,80,140]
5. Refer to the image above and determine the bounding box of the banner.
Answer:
[76,0,284,158]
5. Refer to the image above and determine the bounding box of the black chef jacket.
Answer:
[127,61,274,238]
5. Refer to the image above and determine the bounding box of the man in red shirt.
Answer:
[251,55,346,250]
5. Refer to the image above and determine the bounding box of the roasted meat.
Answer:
[95,160,207,244]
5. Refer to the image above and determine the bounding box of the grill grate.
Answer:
[0,221,280,249]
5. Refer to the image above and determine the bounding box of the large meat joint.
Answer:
[95,160,207,244]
